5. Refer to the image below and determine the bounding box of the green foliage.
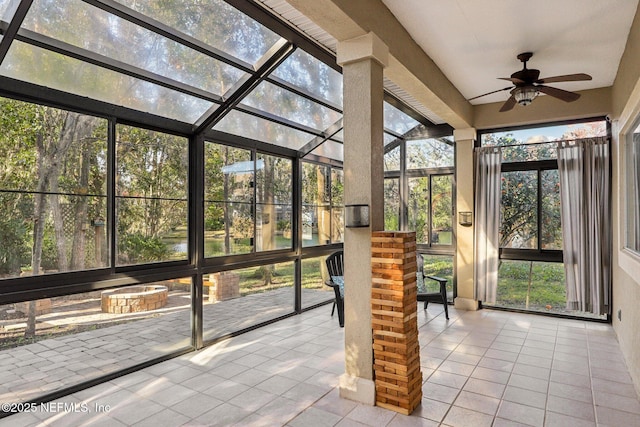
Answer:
[0,215,30,275]
[41,232,60,271]
[118,233,171,263]
[384,179,400,231]
[205,204,224,231]
[277,220,291,232]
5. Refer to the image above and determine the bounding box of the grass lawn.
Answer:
[494,260,566,311]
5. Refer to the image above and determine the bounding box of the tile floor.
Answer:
[3,304,640,426]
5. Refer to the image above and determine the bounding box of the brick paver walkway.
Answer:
[0,287,333,405]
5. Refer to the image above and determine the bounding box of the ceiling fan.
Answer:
[469,52,592,112]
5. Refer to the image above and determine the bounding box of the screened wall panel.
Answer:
[241,81,341,131]
[112,0,282,66]
[204,143,293,256]
[384,102,420,135]
[408,177,430,244]
[203,262,295,342]
[256,153,293,251]
[270,49,343,107]
[214,110,315,150]
[0,41,214,123]
[384,145,400,172]
[384,178,400,231]
[0,98,108,278]
[431,175,453,245]
[301,256,334,309]
[331,168,344,243]
[22,0,247,97]
[204,143,254,257]
[500,170,538,249]
[541,169,562,250]
[0,279,192,404]
[300,162,343,246]
[116,125,188,265]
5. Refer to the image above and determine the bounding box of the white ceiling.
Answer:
[382,0,639,106]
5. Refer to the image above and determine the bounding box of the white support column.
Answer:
[453,128,480,311]
[337,32,388,405]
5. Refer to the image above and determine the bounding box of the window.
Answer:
[483,120,606,258]
[627,123,640,253]
[500,167,562,252]
[383,133,455,299]
[481,119,608,317]
[385,137,454,247]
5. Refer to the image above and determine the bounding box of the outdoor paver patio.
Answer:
[0,287,333,405]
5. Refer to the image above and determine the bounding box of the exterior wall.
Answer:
[610,1,640,397]
[611,246,640,396]
[611,123,640,397]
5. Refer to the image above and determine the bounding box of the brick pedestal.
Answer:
[101,286,168,313]
[15,299,51,316]
[208,271,240,302]
[371,231,422,415]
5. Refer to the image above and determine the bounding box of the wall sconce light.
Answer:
[345,204,370,228]
[458,211,473,227]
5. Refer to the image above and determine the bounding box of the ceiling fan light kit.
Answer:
[469,52,592,112]
[513,86,539,106]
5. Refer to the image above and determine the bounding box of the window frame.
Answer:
[384,136,456,255]
[479,117,608,266]
[624,120,640,255]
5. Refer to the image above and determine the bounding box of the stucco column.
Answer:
[454,128,479,310]
[336,32,388,405]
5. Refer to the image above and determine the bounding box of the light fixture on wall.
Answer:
[345,204,370,228]
[512,86,539,106]
[458,211,473,227]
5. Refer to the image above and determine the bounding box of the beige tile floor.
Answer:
[4,304,640,426]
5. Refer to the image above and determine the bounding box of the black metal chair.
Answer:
[325,250,344,327]
[416,254,450,320]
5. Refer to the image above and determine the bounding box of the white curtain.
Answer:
[557,137,611,315]
[474,147,502,304]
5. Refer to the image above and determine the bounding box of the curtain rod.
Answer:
[481,135,609,150]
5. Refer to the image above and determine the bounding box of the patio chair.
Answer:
[416,254,450,320]
[325,250,344,327]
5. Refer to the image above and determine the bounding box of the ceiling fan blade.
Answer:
[536,73,592,84]
[498,77,525,84]
[468,86,513,101]
[499,95,517,112]
[537,85,581,102]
